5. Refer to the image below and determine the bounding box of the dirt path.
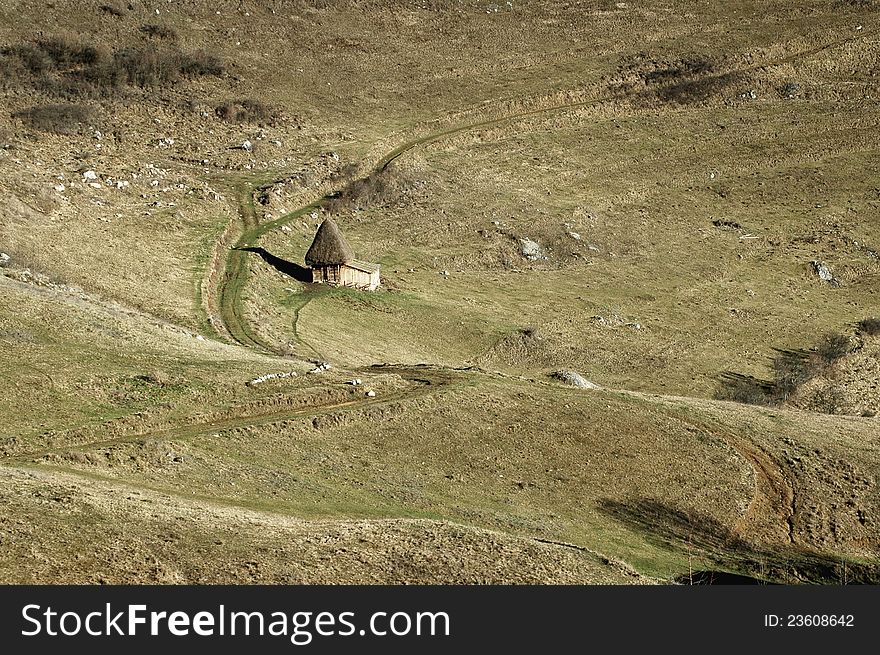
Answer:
[1,365,461,464]
[205,25,877,358]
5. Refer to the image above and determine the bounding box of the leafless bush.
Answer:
[721,331,854,406]
[325,162,416,214]
[99,3,125,16]
[0,36,223,97]
[12,103,93,134]
[215,98,275,124]
[812,387,847,415]
[140,24,178,40]
[815,332,851,364]
[715,373,774,405]
[857,317,880,336]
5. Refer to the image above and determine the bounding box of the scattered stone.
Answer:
[551,370,600,390]
[54,184,65,193]
[568,232,582,241]
[365,390,376,397]
[247,371,299,386]
[346,379,363,386]
[519,238,544,261]
[242,140,253,152]
[83,170,98,181]
[811,260,839,286]
[0,252,10,267]
[88,182,102,189]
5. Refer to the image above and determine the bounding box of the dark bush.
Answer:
[656,72,741,105]
[715,373,774,405]
[770,348,812,401]
[215,98,274,123]
[99,3,125,16]
[140,24,178,40]
[857,317,880,335]
[12,103,93,134]
[813,387,847,415]
[815,332,851,365]
[0,37,223,96]
[643,56,715,84]
[325,163,415,214]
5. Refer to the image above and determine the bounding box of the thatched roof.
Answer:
[305,218,354,267]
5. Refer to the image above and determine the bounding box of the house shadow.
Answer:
[236,247,312,283]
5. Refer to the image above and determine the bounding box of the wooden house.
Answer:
[305,219,381,291]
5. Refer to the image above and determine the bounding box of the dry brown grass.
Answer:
[1,0,879,584]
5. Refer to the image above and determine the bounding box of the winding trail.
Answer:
[208,25,878,357]
[4,27,872,580]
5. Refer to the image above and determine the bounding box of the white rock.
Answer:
[519,238,543,261]
[54,184,65,192]
[88,182,102,189]
[366,390,376,397]
[83,170,98,181]
[242,140,253,152]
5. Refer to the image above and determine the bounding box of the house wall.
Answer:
[312,265,341,284]
[339,267,379,290]
[312,265,379,291]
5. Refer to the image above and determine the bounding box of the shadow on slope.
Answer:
[597,497,879,585]
[237,247,312,283]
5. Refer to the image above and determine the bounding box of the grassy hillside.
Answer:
[1,0,878,584]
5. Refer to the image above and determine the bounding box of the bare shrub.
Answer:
[140,24,178,40]
[715,373,774,405]
[325,162,415,214]
[815,332,851,365]
[655,72,741,105]
[857,317,880,336]
[99,3,125,16]
[812,387,847,415]
[12,103,93,134]
[770,349,811,401]
[215,98,275,124]
[0,37,223,97]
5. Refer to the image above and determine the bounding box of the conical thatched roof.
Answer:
[305,218,354,267]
